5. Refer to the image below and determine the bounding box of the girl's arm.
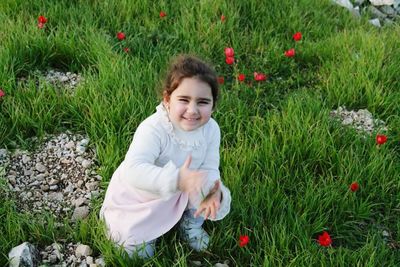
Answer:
[119,122,179,199]
[198,119,231,221]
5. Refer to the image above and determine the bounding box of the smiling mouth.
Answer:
[183,117,200,121]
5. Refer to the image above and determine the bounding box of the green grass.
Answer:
[1,0,400,266]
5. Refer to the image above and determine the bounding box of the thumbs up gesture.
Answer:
[178,154,207,194]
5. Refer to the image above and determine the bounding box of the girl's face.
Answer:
[163,77,214,132]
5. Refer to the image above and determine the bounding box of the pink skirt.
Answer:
[100,167,189,246]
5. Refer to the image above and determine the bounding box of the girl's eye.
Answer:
[199,101,209,105]
[179,99,189,102]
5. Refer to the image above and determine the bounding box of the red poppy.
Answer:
[0,89,5,98]
[224,47,234,57]
[217,76,224,85]
[254,72,267,81]
[239,235,249,247]
[38,15,47,24]
[116,32,126,41]
[238,74,245,82]
[293,32,302,41]
[350,182,359,192]
[317,231,332,247]
[221,15,226,22]
[123,47,130,53]
[160,11,167,18]
[376,134,387,145]
[225,56,234,65]
[285,48,295,57]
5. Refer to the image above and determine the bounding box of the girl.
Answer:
[100,55,231,258]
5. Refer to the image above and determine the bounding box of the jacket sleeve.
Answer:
[199,120,231,221]
[119,122,179,199]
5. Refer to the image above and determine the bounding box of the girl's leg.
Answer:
[179,209,209,251]
[125,239,156,259]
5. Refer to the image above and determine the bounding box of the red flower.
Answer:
[225,56,234,65]
[350,182,359,192]
[0,89,5,98]
[239,235,249,247]
[116,32,126,41]
[317,231,332,247]
[217,76,224,85]
[221,15,226,22]
[160,11,167,18]
[224,47,234,57]
[254,72,267,81]
[293,32,302,41]
[123,47,130,53]
[37,22,44,29]
[38,15,47,24]
[285,48,295,57]
[238,74,245,82]
[376,134,387,145]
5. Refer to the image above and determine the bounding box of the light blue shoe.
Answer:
[126,239,156,259]
[179,209,210,251]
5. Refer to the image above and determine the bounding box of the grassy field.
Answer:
[1,0,400,266]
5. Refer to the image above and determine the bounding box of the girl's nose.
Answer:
[187,102,198,114]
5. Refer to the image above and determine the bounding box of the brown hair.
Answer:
[161,54,219,109]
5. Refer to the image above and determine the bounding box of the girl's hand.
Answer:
[194,180,221,220]
[178,154,207,194]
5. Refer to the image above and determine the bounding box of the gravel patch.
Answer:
[330,106,387,135]
[39,242,105,267]
[332,0,400,26]
[44,70,84,91]
[18,69,84,93]
[1,132,102,220]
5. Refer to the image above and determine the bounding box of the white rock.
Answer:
[79,139,90,147]
[65,141,75,149]
[72,206,90,221]
[7,175,16,185]
[332,0,353,9]
[95,257,106,267]
[73,197,87,207]
[49,254,58,263]
[8,242,39,267]
[76,145,87,154]
[22,155,31,164]
[49,178,59,185]
[369,18,382,26]
[35,163,47,173]
[86,256,94,264]
[0,148,8,158]
[49,185,59,191]
[342,117,353,125]
[24,169,33,176]
[48,192,64,202]
[82,160,92,169]
[382,230,390,237]
[59,76,69,82]
[75,244,92,258]
[369,0,394,5]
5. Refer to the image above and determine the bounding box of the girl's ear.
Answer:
[163,91,170,106]
[162,91,168,101]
